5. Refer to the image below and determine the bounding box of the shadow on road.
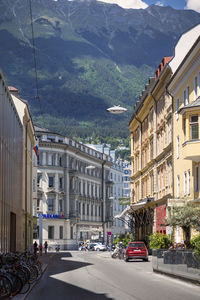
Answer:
[29,252,114,300]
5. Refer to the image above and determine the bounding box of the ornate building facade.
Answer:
[129,56,173,242]
[35,128,113,249]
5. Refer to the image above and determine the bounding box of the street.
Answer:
[27,251,200,300]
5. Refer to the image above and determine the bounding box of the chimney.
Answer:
[8,86,20,98]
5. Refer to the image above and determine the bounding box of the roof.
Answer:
[179,96,200,113]
[34,125,50,133]
[169,24,200,74]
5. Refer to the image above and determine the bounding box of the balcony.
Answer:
[182,140,200,162]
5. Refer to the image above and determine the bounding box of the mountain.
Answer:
[0,0,200,141]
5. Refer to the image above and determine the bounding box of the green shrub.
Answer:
[113,233,134,247]
[149,233,172,249]
[191,235,200,257]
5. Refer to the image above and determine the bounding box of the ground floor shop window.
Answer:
[70,226,73,239]
[59,226,63,239]
[48,226,54,239]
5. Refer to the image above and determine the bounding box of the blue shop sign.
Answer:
[38,213,64,219]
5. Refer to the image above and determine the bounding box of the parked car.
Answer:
[125,241,148,262]
[94,243,107,251]
[88,243,98,251]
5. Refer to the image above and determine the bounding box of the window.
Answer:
[190,115,198,140]
[91,205,93,216]
[37,174,42,186]
[95,205,97,216]
[195,166,199,192]
[184,172,187,196]
[183,90,186,106]
[59,226,63,239]
[82,203,85,215]
[37,154,40,166]
[59,199,63,212]
[187,170,190,195]
[70,227,73,239]
[150,139,153,160]
[183,118,186,140]
[48,176,54,187]
[177,175,180,198]
[59,157,62,167]
[99,205,101,217]
[48,198,54,212]
[48,226,54,239]
[186,86,189,105]
[87,204,89,216]
[59,177,63,189]
[176,98,179,120]
[176,136,179,159]
[194,76,198,99]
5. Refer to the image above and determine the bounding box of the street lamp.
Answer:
[106,105,127,114]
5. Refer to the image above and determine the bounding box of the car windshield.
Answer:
[129,243,145,248]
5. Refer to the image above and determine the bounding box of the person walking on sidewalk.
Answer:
[33,241,38,255]
[39,243,43,255]
[44,241,48,254]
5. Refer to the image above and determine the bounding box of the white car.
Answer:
[94,243,107,251]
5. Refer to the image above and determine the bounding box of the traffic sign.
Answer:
[107,231,112,236]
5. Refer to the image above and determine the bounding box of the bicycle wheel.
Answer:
[8,272,23,296]
[28,265,38,283]
[0,274,12,299]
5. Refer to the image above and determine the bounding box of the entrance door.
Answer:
[10,212,16,252]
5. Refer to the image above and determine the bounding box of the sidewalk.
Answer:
[13,252,54,300]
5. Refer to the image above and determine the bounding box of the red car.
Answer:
[125,241,148,262]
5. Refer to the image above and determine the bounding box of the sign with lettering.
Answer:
[37,213,64,219]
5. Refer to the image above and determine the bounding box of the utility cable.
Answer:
[28,0,42,114]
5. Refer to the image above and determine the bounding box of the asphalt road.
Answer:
[27,251,200,300]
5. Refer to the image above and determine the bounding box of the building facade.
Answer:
[0,74,23,252]
[129,56,173,242]
[35,128,113,249]
[10,87,36,251]
[86,144,127,237]
[168,25,200,242]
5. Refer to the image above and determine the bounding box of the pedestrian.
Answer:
[39,243,43,255]
[33,241,38,255]
[44,241,48,254]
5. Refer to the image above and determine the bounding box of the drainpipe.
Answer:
[101,161,106,243]
[166,87,174,199]
[25,119,30,251]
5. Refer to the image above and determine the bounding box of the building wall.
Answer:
[129,61,173,241]
[0,74,23,252]
[35,131,112,248]
[168,35,200,241]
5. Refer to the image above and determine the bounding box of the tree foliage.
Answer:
[165,203,200,230]
[191,235,200,257]
[149,233,172,249]
[114,233,134,247]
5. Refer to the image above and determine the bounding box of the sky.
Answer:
[95,0,200,12]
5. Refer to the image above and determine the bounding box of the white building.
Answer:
[86,144,127,238]
[35,128,113,249]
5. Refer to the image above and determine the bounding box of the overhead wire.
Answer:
[28,0,42,115]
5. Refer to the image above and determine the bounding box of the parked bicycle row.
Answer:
[0,251,43,299]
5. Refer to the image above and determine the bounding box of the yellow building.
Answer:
[129,56,173,242]
[168,25,200,242]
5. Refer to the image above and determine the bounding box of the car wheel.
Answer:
[124,256,129,262]
[143,258,148,262]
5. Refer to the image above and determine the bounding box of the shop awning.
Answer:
[131,200,147,211]
[114,206,130,219]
